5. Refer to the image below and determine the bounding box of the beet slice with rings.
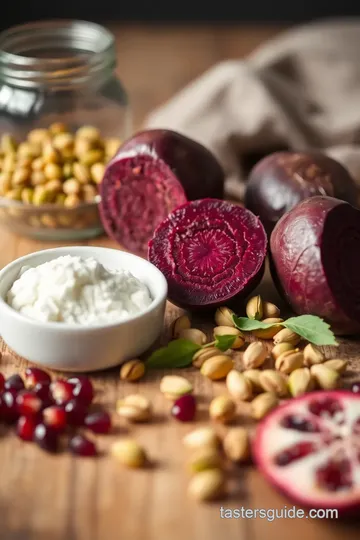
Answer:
[270,196,360,335]
[148,198,267,309]
[99,129,225,257]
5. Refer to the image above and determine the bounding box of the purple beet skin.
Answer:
[245,151,357,235]
[270,196,360,335]
[99,129,225,257]
[148,198,267,309]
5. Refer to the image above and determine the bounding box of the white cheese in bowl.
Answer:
[7,255,153,325]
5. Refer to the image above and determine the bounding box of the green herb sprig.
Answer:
[146,334,237,369]
[233,314,338,346]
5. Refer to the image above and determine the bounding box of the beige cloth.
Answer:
[145,19,360,200]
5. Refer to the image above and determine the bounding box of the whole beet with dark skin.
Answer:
[99,129,224,257]
[246,151,358,235]
[270,196,360,335]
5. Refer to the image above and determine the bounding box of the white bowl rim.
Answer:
[0,246,168,332]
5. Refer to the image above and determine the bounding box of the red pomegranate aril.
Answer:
[351,382,360,394]
[25,367,51,389]
[2,389,20,423]
[84,411,111,434]
[34,382,53,408]
[171,394,196,422]
[65,399,87,426]
[16,391,42,416]
[68,376,94,406]
[4,374,25,392]
[308,396,343,420]
[316,459,352,492]
[51,380,74,405]
[16,416,37,441]
[281,414,320,432]
[43,406,67,432]
[34,423,58,453]
[0,372,5,392]
[275,441,318,466]
[69,434,97,457]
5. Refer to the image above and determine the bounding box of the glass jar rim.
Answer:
[0,20,116,89]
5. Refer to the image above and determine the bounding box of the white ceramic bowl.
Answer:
[0,246,167,372]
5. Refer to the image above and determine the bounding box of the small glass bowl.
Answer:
[0,196,104,240]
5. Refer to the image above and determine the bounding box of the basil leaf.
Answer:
[283,315,338,346]
[214,334,237,351]
[232,316,276,331]
[146,339,201,369]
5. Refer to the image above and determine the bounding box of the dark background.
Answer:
[2,1,360,29]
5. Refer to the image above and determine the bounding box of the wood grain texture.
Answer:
[0,23,359,540]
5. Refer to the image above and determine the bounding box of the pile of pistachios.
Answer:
[0,124,121,207]
[114,295,349,502]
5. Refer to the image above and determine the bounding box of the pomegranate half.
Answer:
[253,390,360,514]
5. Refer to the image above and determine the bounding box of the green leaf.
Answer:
[232,316,276,331]
[283,315,338,346]
[214,334,237,351]
[233,313,338,346]
[146,339,201,369]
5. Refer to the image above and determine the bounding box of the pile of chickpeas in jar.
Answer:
[0,123,121,207]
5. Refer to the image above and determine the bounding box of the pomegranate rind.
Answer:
[270,196,360,335]
[148,198,267,309]
[253,390,360,514]
[99,129,225,257]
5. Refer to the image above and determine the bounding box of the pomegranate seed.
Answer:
[68,376,94,406]
[350,381,360,394]
[65,399,87,426]
[51,380,73,405]
[16,416,37,441]
[1,389,20,423]
[34,423,58,453]
[43,406,67,432]
[25,367,51,389]
[16,391,42,416]
[0,372,5,392]
[34,382,53,408]
[316,459,352,491]
[275,441,317,466]
[4,374,25,392]
[171,394,196,422]
[308,396,343,419]
[281,414,320,432]
[69,434,97,456]
[84,411,111,434]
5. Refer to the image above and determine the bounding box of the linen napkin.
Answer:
[145,19,360,200]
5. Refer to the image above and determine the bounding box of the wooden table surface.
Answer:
[1,23,360,540]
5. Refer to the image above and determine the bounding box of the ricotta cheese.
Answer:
[7,255,153,324]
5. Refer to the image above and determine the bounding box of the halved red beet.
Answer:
[99,129,224,256]
[270,196,360,335]
[253,391,360,514]
[245,151,357,235]
[148,198,267,309]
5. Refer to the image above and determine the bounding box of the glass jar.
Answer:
[0,20,131,240]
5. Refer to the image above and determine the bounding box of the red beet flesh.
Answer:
[148,198,267,309]
[246,151,357,235]
[253,391,360,514]
[99,129,224,257]
[270,196,360,335]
